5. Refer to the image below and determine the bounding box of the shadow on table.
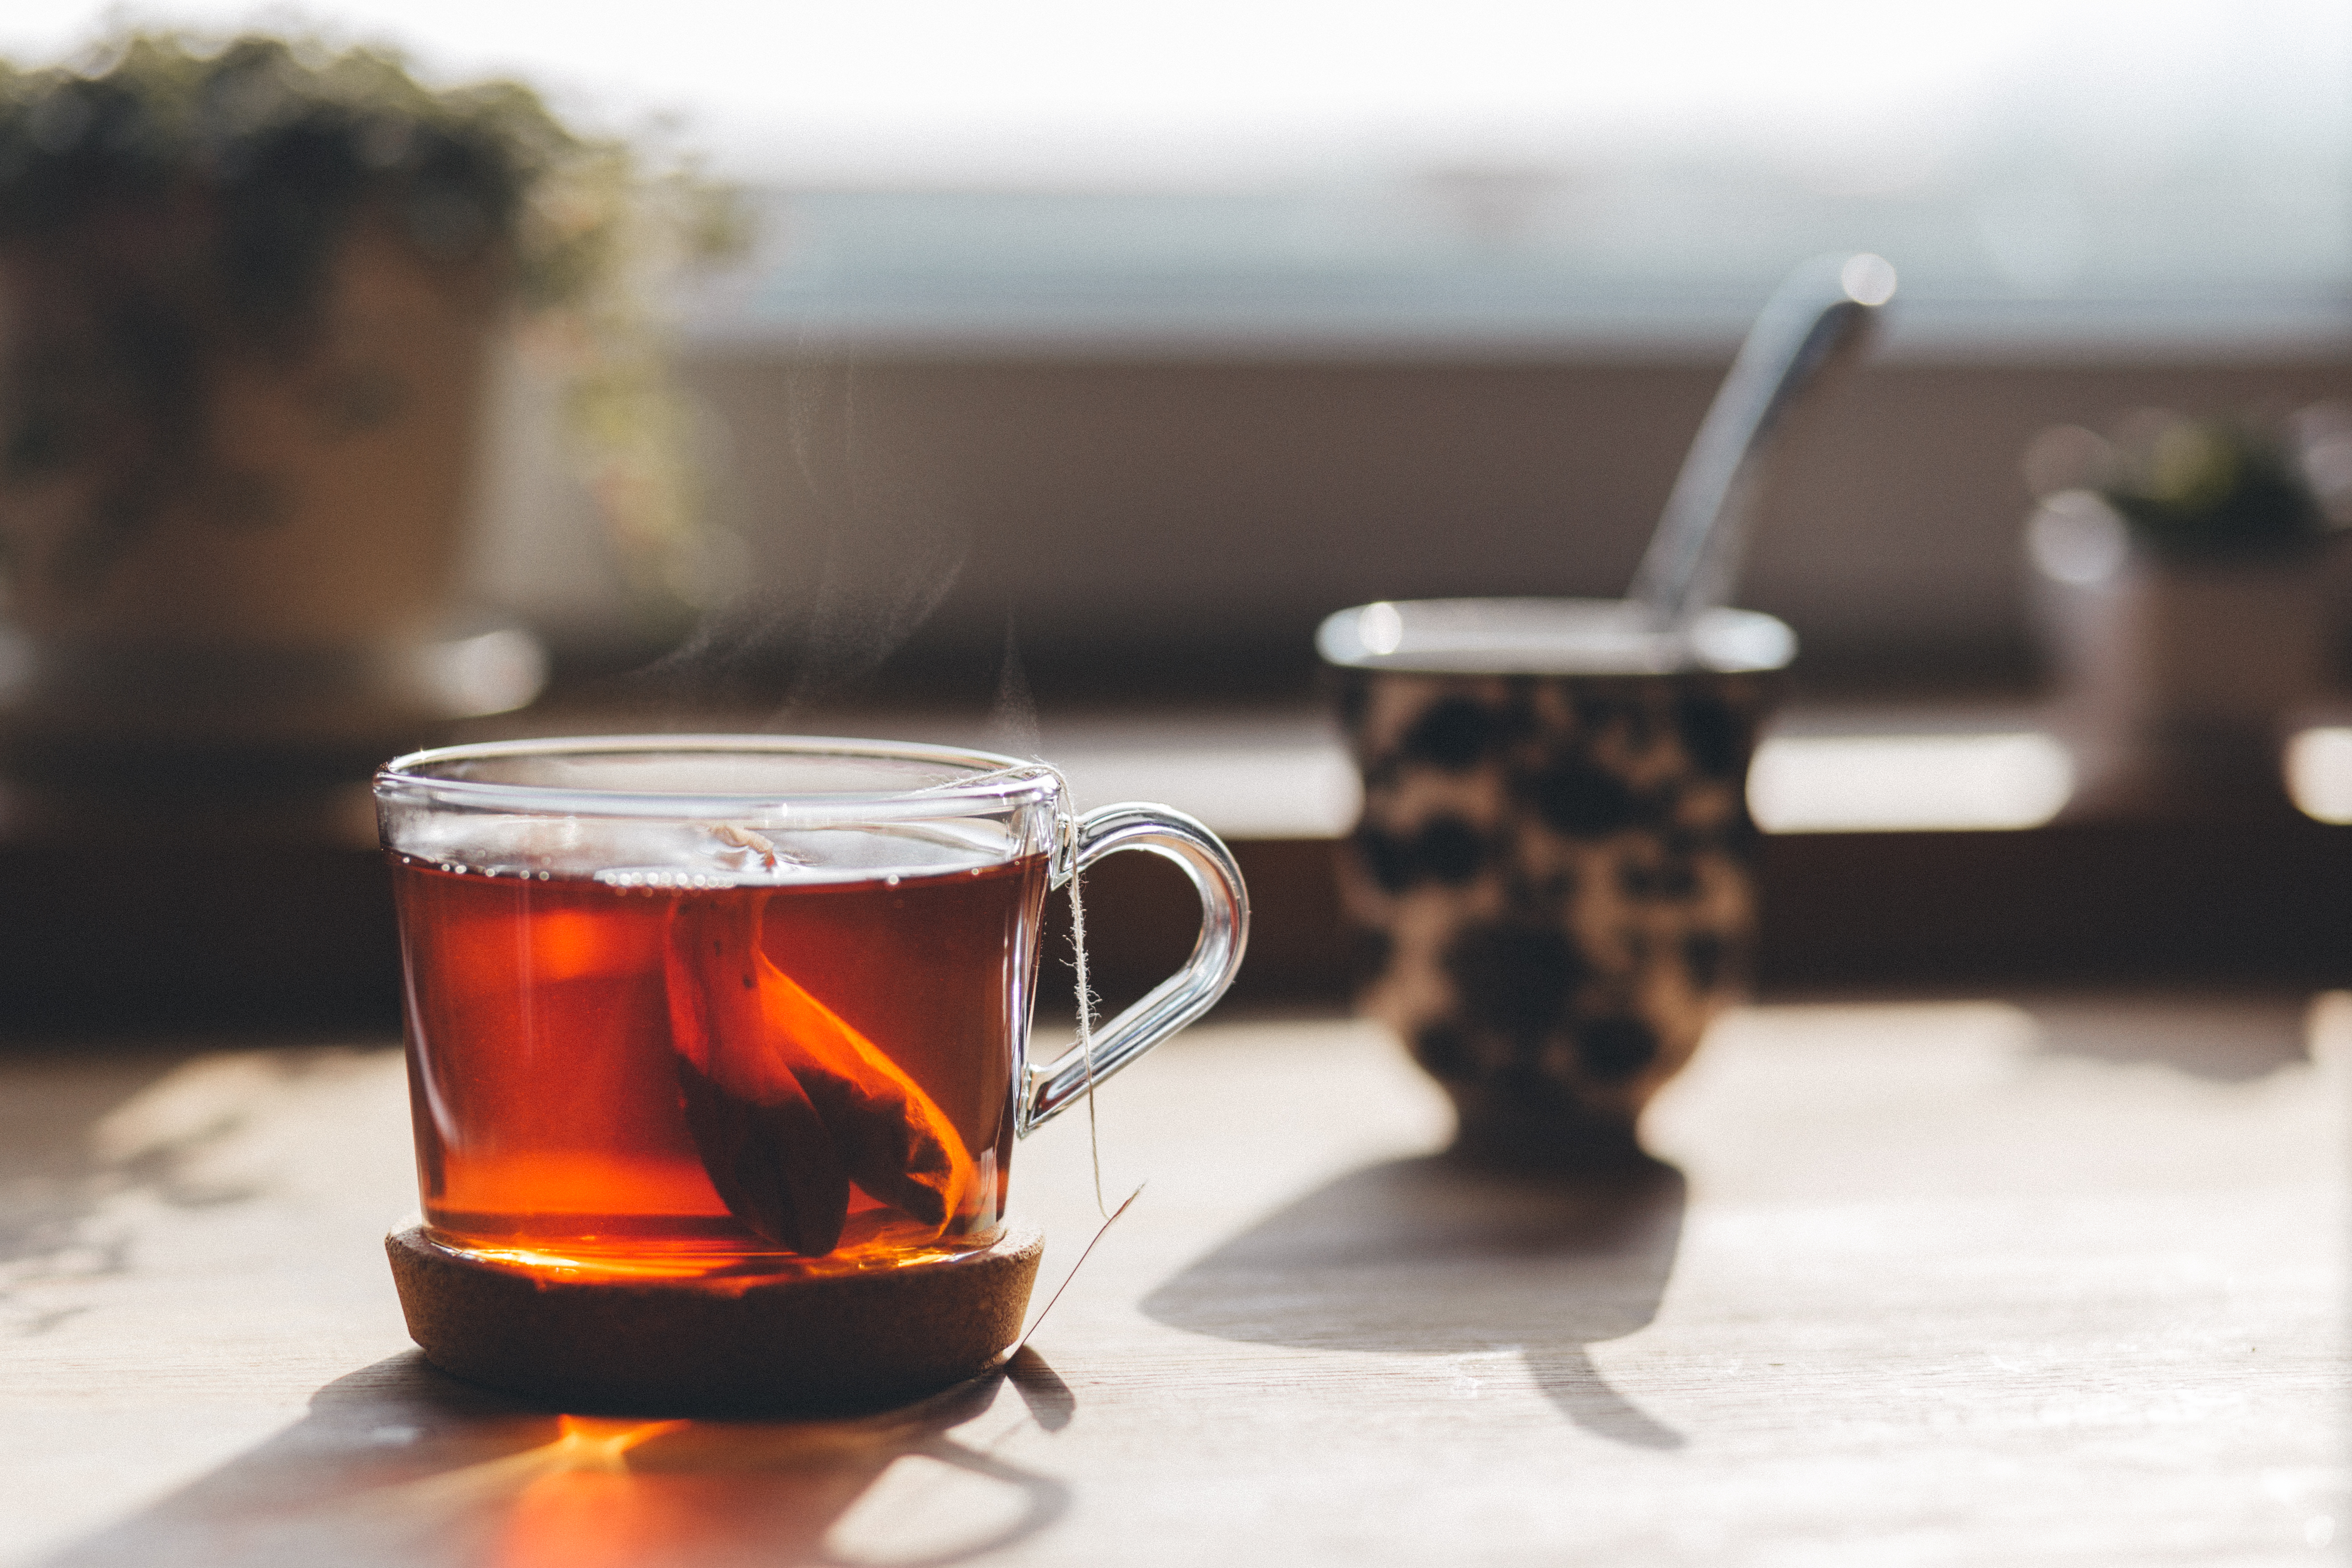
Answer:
[2024,994,2312,1081]
[1141,1154,1687,1447]
[0,1042,230,1336]
[45,1348,1077,1568]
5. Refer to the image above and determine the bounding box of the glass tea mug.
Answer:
[374,736,1248,1279]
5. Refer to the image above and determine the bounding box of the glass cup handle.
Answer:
[1018,803,1250,1135]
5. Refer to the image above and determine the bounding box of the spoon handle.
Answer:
[1628,252,1895,631]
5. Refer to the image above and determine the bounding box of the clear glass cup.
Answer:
[374,735,1248,1280]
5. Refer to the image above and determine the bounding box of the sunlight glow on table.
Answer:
[1045,725,2086,840]
[1747,732,2076,834]
[2285,728,2352,824]
[1056,744,1364,840]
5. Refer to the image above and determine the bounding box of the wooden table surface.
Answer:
[1,996,2343,1566]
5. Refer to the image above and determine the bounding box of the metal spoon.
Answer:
[1627,252,1897,633]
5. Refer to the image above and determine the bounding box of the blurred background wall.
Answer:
[674,351,2352,695]
[9,0,2350,703]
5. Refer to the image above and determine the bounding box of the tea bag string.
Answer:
[916,761,1111,1218]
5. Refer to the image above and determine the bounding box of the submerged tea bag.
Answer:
[666,894,976,1254]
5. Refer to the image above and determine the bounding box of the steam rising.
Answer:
[987,614,1044,761]
[637,363,973,718]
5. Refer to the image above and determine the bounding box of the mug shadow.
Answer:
[45,1348,1077,1568]
[1140,1154,1688,1448]
[2022,994,2312,1082]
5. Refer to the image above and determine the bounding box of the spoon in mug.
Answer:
[1627,252,1897,635]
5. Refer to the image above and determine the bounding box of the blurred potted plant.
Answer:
[0,32,737,822]
[2023,406,2352,817]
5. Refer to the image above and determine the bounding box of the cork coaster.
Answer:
[387,1224,1044,1414]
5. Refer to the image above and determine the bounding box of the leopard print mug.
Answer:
[1319,599,1791,1170]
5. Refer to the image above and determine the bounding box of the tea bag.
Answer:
[666,894,977,1253]
[664,901,852,1255]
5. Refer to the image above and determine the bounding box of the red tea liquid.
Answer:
[393,850,1048,1277]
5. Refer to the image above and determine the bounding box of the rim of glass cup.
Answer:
[373,734,1062,826]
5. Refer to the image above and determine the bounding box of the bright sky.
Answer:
[4,1,2345,184]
